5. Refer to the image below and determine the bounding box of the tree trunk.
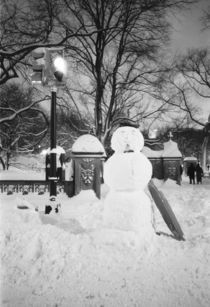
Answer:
[6,151,11,170]
[0,156,6,170]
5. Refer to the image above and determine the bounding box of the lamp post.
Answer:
[50,86,57,196]
[45,86,58,214]
[45,54,67,214]
[30,47,67,213]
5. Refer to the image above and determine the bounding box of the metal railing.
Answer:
[0,180,65,195]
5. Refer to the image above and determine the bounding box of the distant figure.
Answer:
[180,164,183,176]
[195,163,204,184]
[179,164,183,183]
[187,163,195,184]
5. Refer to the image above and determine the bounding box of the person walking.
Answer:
[195,162,204,184]
[187,163,195,184]
[180,164,183,178]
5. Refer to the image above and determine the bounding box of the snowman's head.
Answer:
[111,126,144,153]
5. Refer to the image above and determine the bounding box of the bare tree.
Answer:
[0,0,106,85]
[57,107,93,148]
[60,0,196,141]
[0,0,196,145]
[201,4,210,30]
[158,123,203,158]
[165,48,210,127]
[175,49,210,98]
[0,83,49,168]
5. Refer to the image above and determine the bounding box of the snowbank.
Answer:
[1,178,210,306]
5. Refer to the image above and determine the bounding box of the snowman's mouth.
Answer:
[124,144,134,153]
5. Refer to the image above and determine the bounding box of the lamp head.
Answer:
[54,71,64,82]
[53,56,67,82]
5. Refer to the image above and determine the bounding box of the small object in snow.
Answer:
[45,196,61,214]
[17,205,29,210]
[45,205,52,214]
[22,185,29,195]
[38,185,45,195]
[7,185,14,195]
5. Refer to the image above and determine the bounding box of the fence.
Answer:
[0,180,65,195]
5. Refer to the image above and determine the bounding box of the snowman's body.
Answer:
[104,152,152,192]
[103,127,154,238]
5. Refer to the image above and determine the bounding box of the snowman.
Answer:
[103,126,155,240]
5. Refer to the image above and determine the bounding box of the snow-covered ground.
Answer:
[0,164,210,306]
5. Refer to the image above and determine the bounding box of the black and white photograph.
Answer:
[1,0,210,306]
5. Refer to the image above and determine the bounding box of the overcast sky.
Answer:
[168,0,210,121]
[170,0,210,54]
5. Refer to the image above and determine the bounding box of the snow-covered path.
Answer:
[159,177,210,242]
[0,177,210,307]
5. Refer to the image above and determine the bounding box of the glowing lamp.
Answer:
[53,56,67,82]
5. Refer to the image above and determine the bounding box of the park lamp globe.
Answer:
[53,56,67,82]
[149,129,158,139]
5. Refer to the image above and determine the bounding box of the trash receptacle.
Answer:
[71,134,105,198]
[162,140,182,184]
[163,157,182,184]
[45,146,66,182]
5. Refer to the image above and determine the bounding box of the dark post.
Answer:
[50,87,57,197]
[45,87,57,214]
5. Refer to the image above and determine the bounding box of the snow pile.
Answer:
[0,176,210,306]
[1,133,210,307]
[183,156,198,162]
[143,140,182,158]
[1,179,210,307]
[45,146,66,155]
[142,146,163,157]
[72,134,105,153]
[162,140,182,157]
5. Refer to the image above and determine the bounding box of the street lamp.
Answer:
[53,56,67,81]
[31,48,67,214]
[45,55,67,214]
[148,129,158,139]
